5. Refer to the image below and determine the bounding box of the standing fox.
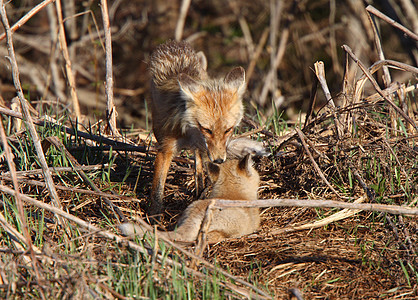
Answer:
[120,154,260,243]
[148,40,246,214]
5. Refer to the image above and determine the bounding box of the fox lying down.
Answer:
[120,154,260,244]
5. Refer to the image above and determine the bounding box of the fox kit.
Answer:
[120,154,260,244]
[148,40,246,214]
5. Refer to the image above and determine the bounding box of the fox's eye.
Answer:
[197,121,213,135]
[224,127,233,134]
[202,127,213,135]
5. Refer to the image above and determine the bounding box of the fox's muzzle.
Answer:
[206,147,227,164]
[213,158,225,164]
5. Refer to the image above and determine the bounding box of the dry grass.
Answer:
[0,0,417,299]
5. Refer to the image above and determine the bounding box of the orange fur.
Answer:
[148,40,246,214]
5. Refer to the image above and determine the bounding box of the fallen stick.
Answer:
[269,197,366,235]
[213,198,418,216]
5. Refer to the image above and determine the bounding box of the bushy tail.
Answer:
[150,40,207,92]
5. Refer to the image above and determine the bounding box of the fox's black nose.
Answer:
[213,158,225,164]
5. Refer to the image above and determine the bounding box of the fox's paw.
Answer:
[227,137,270,159]
[119,222,147,237]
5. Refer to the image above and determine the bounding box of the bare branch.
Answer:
[175,0,191,41]
[55,0,81,120]
[213,198,418,216]
[366,8,391,87]
[245,27,269,88]
[0,1,68,231]
[313,61,343,137]
[366,5,418,42]
[0,115,36,266]
[100,0,120,136]
[192,199,215,268]
[0,0,55,42]
[343,45,418,132]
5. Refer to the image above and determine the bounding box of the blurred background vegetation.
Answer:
[0,0,416,128]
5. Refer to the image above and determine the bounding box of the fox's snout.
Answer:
[200,129,230,164]
[206,142,227,164]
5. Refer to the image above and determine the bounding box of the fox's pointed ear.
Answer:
[238,154,252,177]
[178,73,200,99]
[224,67,246,97]
[207,162,220,183]
[196,51,207,71]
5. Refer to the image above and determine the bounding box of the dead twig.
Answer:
[355,61,418,105]
[313,61,343,137]
[347,160,375,201]
[100,0,120,137]
[246,27,269,88]
[45,4,66,102]
[191,200,215,269]
[303,68,319,128]
[175,0,191,41]
[0,106,146,152]
[0,0,55,42]
[366,5,397,130]
[0,4,45,296]
[0,1,68,231]
[343,45,418,132]
[296,127,347,199]
[270,197,366,235]
[398,0,418,33]
[45,136,127,222]
[259,26,289,106]
[229,0,255,58]
[0,211,30,255]
[87,279,128,300]
[213,198,418,216]
[0,115,38,267]
[55,0,81,120]
[329,0,341,75]
[2,164,107,177]
[366,5,418,42]
[0,175,140,202]
[366,7,391,88]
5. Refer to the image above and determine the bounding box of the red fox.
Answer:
[120,154,260,243]
[148,40,246,214]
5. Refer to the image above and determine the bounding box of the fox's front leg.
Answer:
[150,139,176,215]
[194,150,204,198]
